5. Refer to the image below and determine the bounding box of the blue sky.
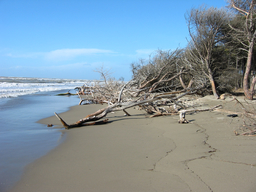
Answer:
[0,0,227,80]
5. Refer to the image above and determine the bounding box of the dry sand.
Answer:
[10,96,256,192]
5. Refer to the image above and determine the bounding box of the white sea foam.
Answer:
[0,77,88,98]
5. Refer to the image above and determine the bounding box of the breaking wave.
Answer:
[0,76,87,98]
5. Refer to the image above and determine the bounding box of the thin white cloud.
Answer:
[45,48,115,61]
[5,62,90,70]
[43,62,90,70]
[5,52,44,58]
[5,48,115,61]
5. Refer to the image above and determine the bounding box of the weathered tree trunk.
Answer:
[210,79,219,99]
[178,110,189,123]
[229,0,256,100]
[243,41,255,100]
[208,72,219,99]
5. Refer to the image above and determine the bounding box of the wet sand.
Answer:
[0,91,80,192]
[10,96,256,192]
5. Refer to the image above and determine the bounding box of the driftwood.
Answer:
[177,104,222,123]
[54,65,221,129]
[57,90,76,96]
[57,64,199,128]
[55,93,189,129]
[54,113,109,128]
[54,74,256,136]
[55,84,204,128]
[178,110,189,123]
[54,86,220,129]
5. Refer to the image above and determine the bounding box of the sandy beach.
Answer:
[10,96,256,192]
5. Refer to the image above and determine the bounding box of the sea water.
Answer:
[0,77,88,192]
[0,76,87,98]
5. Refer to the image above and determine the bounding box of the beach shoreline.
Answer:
[0,90,82,192]
[10,96,256,192]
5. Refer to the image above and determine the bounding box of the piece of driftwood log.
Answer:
[178,110,189,123]
[54,112,109,129]
[55,98,155,129]
[55,82,204,129]
[177,104,222,123]
[149,112,177,118]
[57,90,76,96]
[54,91,197,129]
[241,130,256,136]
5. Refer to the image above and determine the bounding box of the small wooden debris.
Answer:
[178,110,189,124]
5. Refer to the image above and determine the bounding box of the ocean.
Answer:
[0,77,88,192]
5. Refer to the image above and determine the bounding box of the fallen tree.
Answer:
[53,51,252,131]
[54,84,217,129]
[53,67,256,138]
[54,56,220,129]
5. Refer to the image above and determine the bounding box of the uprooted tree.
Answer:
[54,49,256,138]
[54,50,223,129]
